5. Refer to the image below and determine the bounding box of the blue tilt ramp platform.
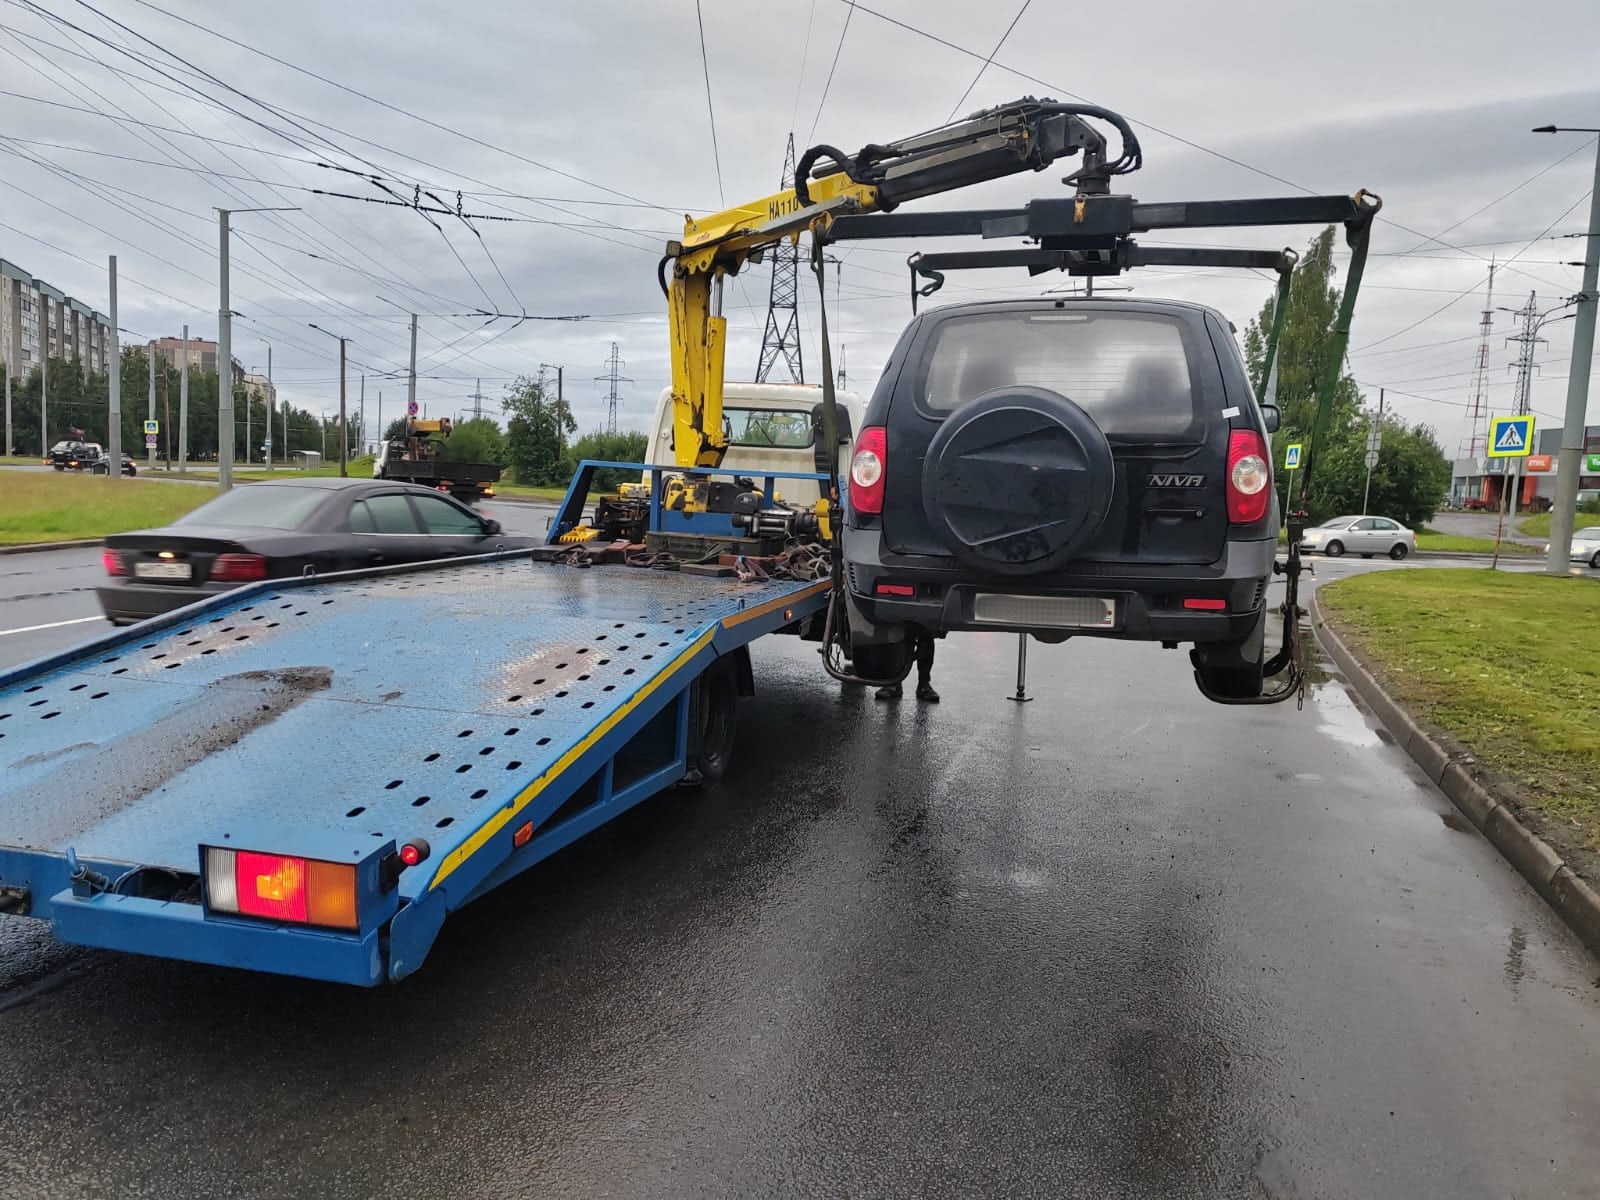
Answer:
[0,554,828,985]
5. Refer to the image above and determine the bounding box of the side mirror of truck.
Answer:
[1260,404,1281,434]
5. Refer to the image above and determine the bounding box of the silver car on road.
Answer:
[1300,515,1416,560]
[1544,526,1600,569]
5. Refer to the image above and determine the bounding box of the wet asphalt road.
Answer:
[1,560,1598,1198]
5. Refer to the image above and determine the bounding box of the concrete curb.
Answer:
[1310,590,1600,958]
[0,539,101,556]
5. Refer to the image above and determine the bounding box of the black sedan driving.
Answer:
[98,478,540,625]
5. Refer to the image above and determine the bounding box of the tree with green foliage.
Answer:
[1242,227,1449,527]
[563,429,649,491]
[439,416,506,464]
[502,376,575,486]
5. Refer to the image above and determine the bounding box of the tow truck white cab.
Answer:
[644,382,865,507]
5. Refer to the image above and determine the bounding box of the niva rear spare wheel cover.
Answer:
[921,386,1113,575]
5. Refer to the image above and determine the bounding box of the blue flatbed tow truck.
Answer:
[0,463,833,985]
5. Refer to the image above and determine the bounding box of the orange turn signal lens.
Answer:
[306,859,358,929]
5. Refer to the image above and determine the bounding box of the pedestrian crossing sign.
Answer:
[1487,415,1533,458]
[1283,443,1302,470]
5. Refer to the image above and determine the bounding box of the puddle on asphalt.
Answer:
[1308,668,1383,749]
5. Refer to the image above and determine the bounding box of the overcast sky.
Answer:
[1,0,1597,454]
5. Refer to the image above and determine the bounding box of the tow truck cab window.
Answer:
[919,310,1203,441]
[411,494,484,535]
[353,494,422,534]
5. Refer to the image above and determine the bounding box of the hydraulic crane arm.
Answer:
[662,99,1142,469]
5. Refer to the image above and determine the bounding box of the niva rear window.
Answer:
[920,311,1205,441]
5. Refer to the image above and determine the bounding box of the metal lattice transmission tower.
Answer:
[1463,259,1496,458]
[595,342,632,435]
[756,133,805,383]
[1506,292,1544,421]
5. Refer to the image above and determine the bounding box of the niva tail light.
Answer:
[1226,430,1271,524]
[849,426,888,516]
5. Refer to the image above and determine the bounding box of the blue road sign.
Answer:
[1488,415,1533,458]
[1284,443,1303,470]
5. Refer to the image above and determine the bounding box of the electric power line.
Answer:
[945,0,1031,122]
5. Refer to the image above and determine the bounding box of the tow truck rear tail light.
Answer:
[101,549,126,576]
[874,582,915,596]
[204,847,359,930]
[1183,597,1227,611]
[850,426,888,515]
[211,553,268,582]
[1226,430,1271,524]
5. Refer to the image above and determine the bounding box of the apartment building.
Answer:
[0,257,112,375]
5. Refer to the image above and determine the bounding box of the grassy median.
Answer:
[0,473,211,544]
[1519,512,1600,540]
[1320,569,1600,862]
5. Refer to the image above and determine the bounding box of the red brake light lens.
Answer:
[849,426,888,516]
[101,549,126,576]
[234,851,308,922]
[211,553,268,582]
[874,582,915,596]
[1183,597,1228,611]
[1226,430,1272,524]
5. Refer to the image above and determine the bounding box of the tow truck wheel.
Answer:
[687,659,739,788]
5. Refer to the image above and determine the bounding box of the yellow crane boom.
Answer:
[661,100,1142,470]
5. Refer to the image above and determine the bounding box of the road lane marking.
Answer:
[0,616,104,638]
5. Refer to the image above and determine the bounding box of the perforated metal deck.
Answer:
[0,558,823,887]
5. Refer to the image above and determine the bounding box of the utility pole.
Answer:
[406,312,418,421]
[359,373,365,457]
[595,342,632,436]
[40,339,47,459]
[339,338,347,475]
[5,290,13,457]
[756,132,805,383]
[1362,389,1384,516]
[1537,124,1600,575]
[178,325,189,472]
[470,378,483,421]
[218,205,296,489]
[106,256,121,480]
[264,343,273,470]
[309,324,350,476]
[218,209,233,490]
[146,337,155,470]
[557,367,564,451]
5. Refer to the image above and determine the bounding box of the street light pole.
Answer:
[1534,125,1600,575]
